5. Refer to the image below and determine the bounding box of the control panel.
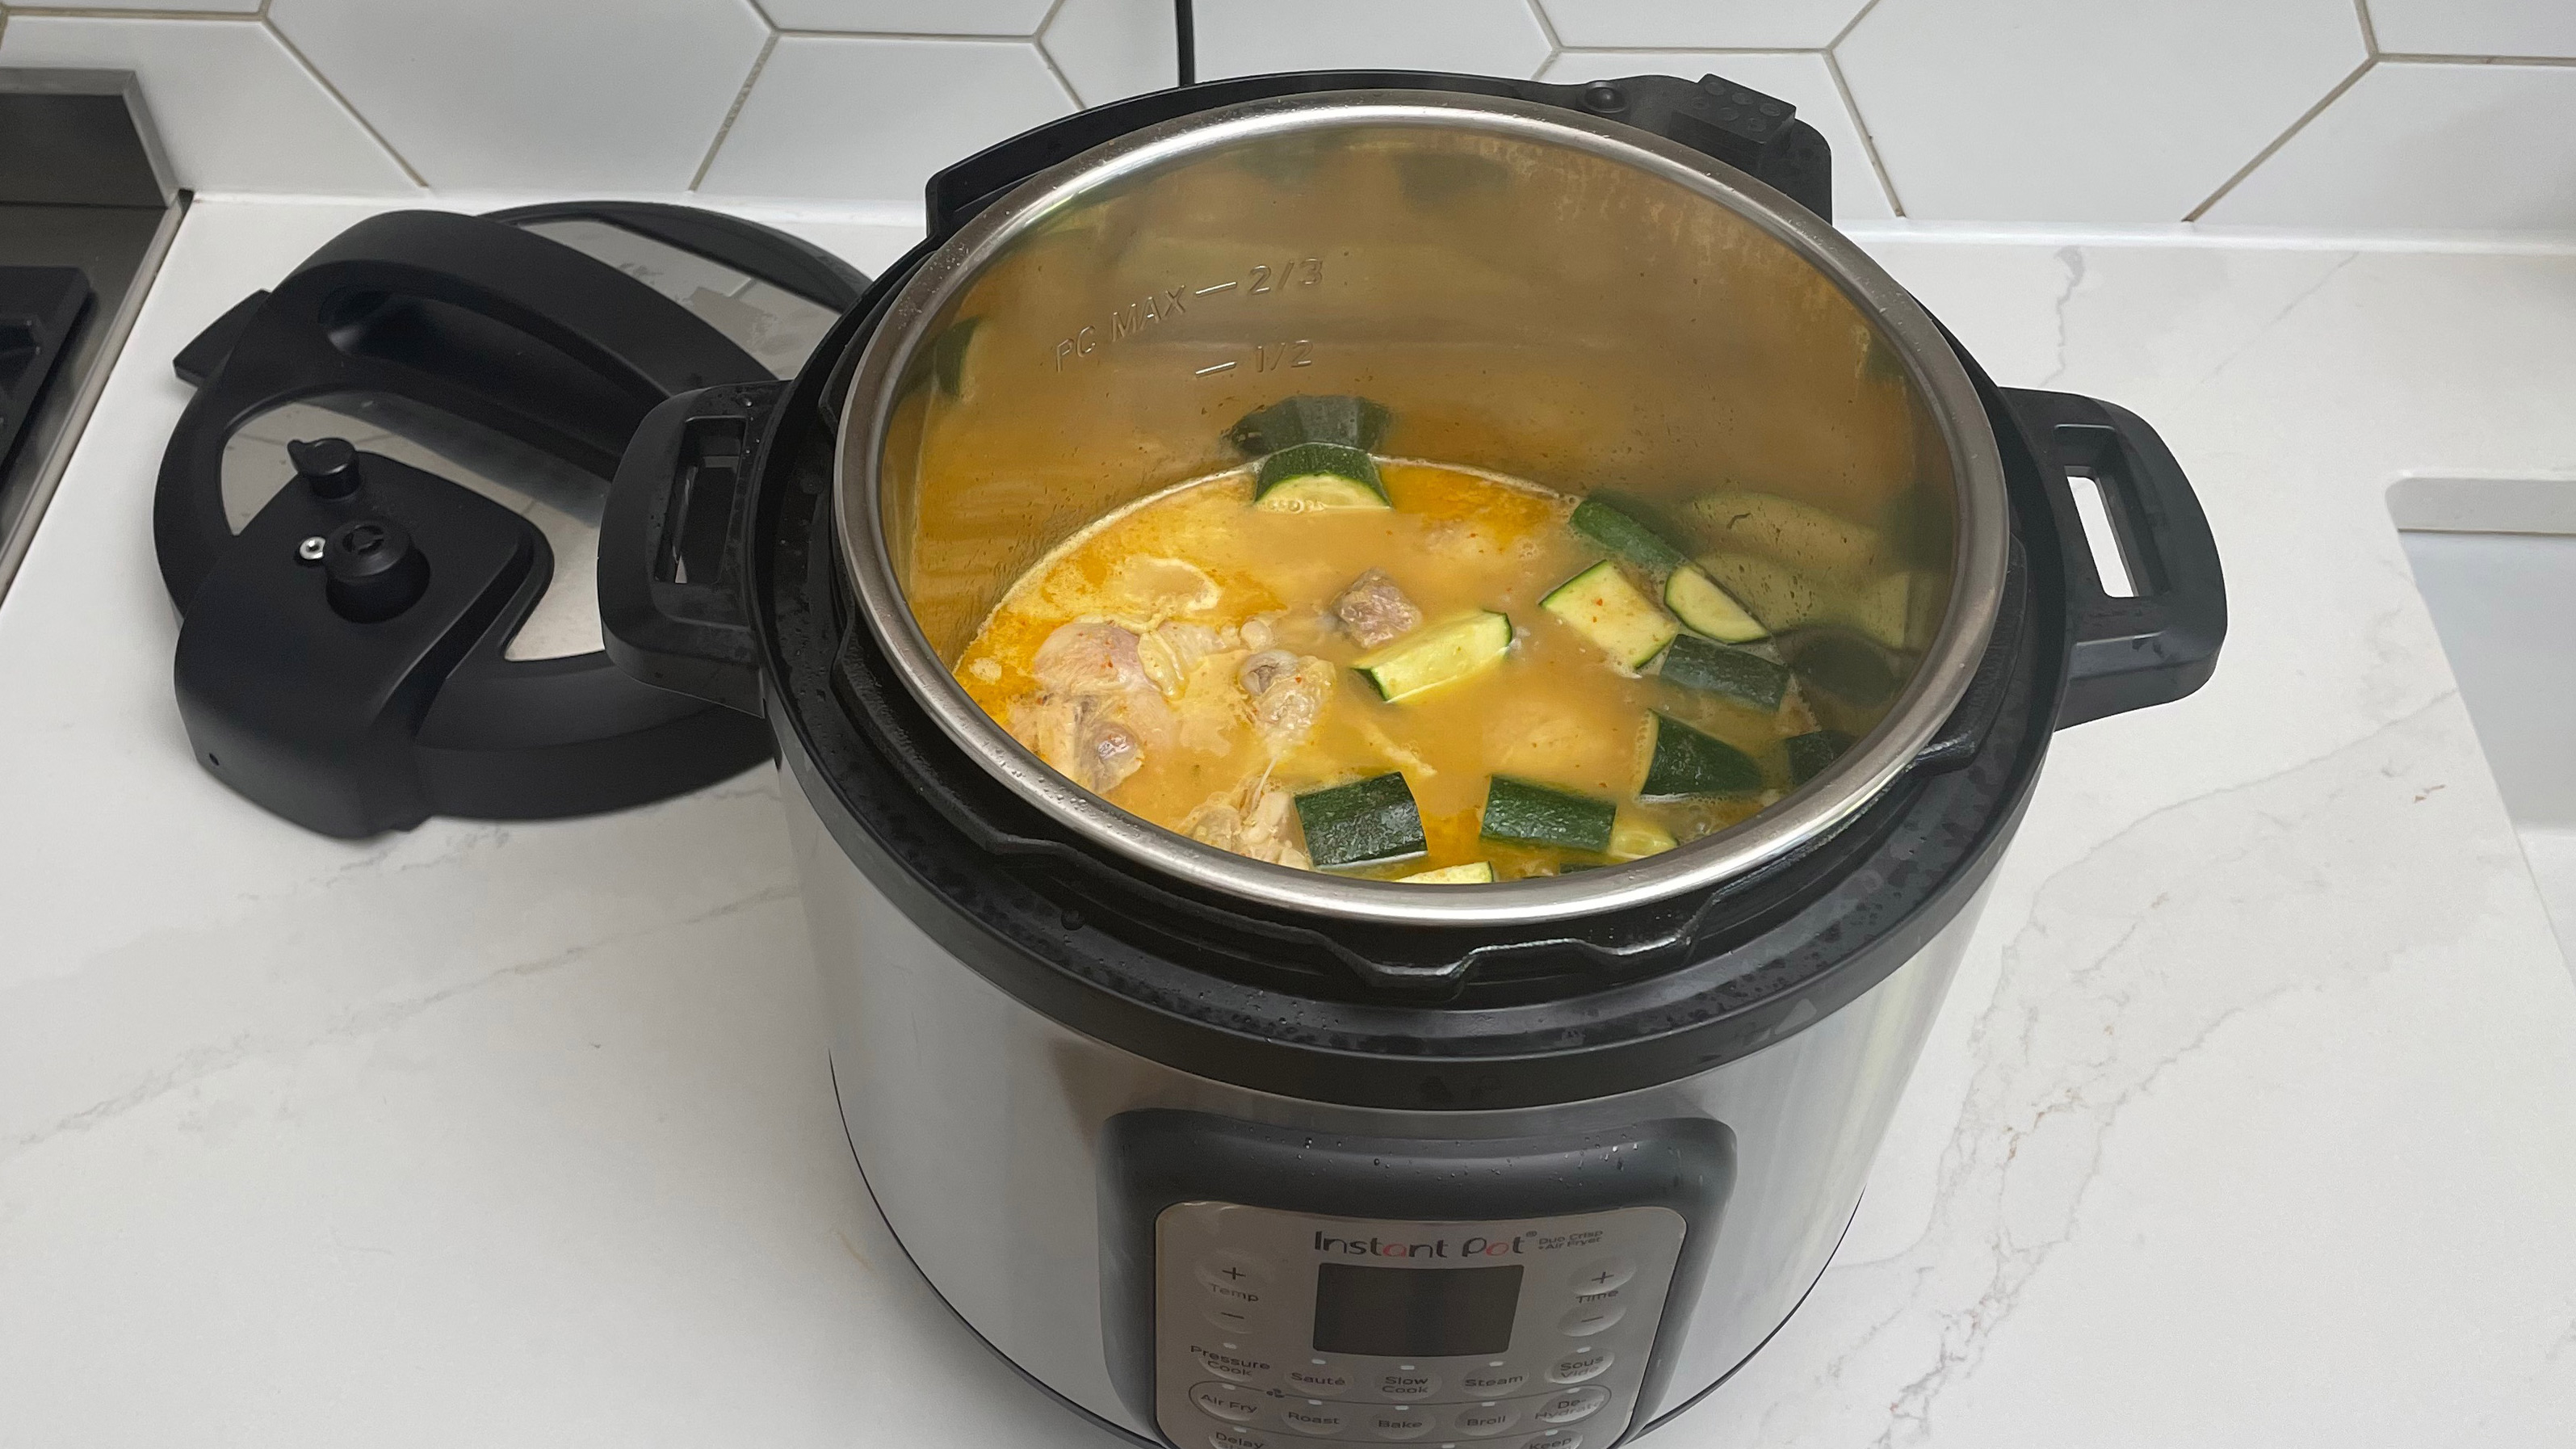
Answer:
[1153,1201,1686,1449]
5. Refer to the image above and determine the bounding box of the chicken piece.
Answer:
[1017,620,1177,795]
[1183,779,1310,870]
[1136,620,1234,698]
[1237,649,1333,746]
[1330,568,1424,649]
[1030,620,1152,697]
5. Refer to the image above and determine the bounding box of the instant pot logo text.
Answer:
[1312,1226,1605,1258]
[1050,256,1324,374]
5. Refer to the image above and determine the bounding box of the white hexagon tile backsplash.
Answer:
[0,0,2570,232]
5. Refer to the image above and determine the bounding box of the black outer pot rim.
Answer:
[738,256,2074,1113]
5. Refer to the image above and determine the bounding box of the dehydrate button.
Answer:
[1533,1388,1609,1425]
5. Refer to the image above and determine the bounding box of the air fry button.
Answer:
[1191,1381,1266,1424]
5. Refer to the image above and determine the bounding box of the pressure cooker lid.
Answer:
[829,91,2008,927]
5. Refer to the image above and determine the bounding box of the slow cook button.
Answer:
[1372,1367,1437,1400]
[1282,1360,1353,1396]
[1532,1387,1609,1426]
[1209,1430,1272,1449]
[1546,1346,1612,1384]
[1364,1406,1434,1441]
[1191,1382,1267,1424]
[1556,1300,1625,1337]
[1278,1401,1348,1437]
[1458,1366,1527,1396]
[1452,1401,1521,1438]
[1192,1343,1274,1384]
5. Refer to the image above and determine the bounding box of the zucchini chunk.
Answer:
[1480,775,1617,854]
[1664,565,1768,643]
[1606,811,1676,862]
[1255,442,1389,511]
[1640,712,1764,799]
[1657,634,1789,712]
[1785,729,1856,786]
[1294,772,1427,869]
[1354,611,1512,703]
[1570,498,1687,572]
[1399,861,1496,884]
[1541,560,1677,669]
[1229,394,1392,455]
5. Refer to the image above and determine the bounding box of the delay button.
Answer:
[1191,1382,1266,1424]
[1209,1430,1271,1449]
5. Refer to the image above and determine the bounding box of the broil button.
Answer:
[1192,1382,1266,1424]
[1452,1401,1521,1437]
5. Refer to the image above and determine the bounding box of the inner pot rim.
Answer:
[832,90,2010,928]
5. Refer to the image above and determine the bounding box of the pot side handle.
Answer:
[2003,388,2228,729]
[598,381,785,719]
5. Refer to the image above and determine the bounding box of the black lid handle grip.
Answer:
[2003,388,2227,728]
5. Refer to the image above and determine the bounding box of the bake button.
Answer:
[1210,1429,1272,1449]
[1451,1401,1521,1437]
[1567,1256,1636,1294]
[1556,1300,1625,1337]
[1532,1387,1609,1425]
[1278,1401,1349,1437]
[1458,1365,1527,1397]
[1191,1382,1267,1424]
[1364,1405,1435,1441]
[1372,1366,1438,1400]
[1282,1359,1353,1396]
[1546,1346,1613,1384]
[1191,1343,1274,1384]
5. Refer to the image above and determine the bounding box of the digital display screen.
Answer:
[1311,1263,1524,1357]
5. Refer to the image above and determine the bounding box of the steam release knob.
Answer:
[289,436,361,499]
[323,515,430,622]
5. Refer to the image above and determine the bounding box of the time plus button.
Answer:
[1567,1256,1636,1294]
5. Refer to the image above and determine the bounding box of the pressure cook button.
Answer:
[1282,1360,1353,1396]
[1373,1367,1438,1400]
[1192,1343,1275,1384]
[1209,1430,1272,1449]
[1458,1366,1527,1396]
[1365,1406,1434,1440]
[1567,1256,1636,1294]
[1278,1401,1349,1437]
[1451,1402,1521,1437]
[1546,1346,1613,1384]
[1192,1382,1267,1424]
[1556,1300,1625,1337]
[1532,1388,1609,1426]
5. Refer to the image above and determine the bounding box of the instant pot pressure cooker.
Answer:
[599,72,2225,1449]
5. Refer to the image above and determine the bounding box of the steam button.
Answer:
[1547,1346,1613,1384]
[1568,1257,1636,1294]
[1192,1382,1266,1424]
[1283,1360,1353,1396]
[1452,1401,1521,1437]
[1459,1366,1527,1396]
[1557,1300,1626,1337]
[1533,1388,1609,1426]
[1366,1406,1435,1440]
[1278,1401,1349,1437]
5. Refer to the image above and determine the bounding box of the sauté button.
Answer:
[1366,1406,1434,1441]
[1210,1430,1272,1449]
[1452,1401,1521,1437]
[1192,1382,1266,1424]
[1556,1299,1625,1337]
[1278,1401,1349,1437]
[1459,1366,1528,1396]
[1547,1346,1613,1384]
[1373,1367,1438,1400]
[1567,1256,1635,1294]
[1533,1388,1609,1426]
[1192,1343,1274,1384]
[1282,1360,1352,1396]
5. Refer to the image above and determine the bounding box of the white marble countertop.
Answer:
[4,197,2575,1447]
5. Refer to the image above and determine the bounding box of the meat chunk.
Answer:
[1016,620,1176,795]
[1137,620,1232,698]
[1237,649,1332,746]
[1331,569,1423,649]
[1183,779,1310,871]
[1030,620,1152,696]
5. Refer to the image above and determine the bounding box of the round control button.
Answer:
[1459,1366,1528,1397]
[1192,1343,1273,1384]
[1547,1346,1613,1384]
[1533,1388,1609,1426]
[1204,1300,1265,1334]
[1210,1430,1271,1449]
[1279,1401,1349,1437]
[1516,1433,1583,1449]
[1567,1256,1635,1294]
[1558,1300,1625,1337]
[1452,1401,1521,1438]
[1283,1360,1352,1396]
[1196,1251,1273,1292]
[1365,1406,1434,1441]
[1373,1366,1438,1400]
[1192,1382,1266,1424]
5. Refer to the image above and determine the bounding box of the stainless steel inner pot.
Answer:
[834,90,2008,927]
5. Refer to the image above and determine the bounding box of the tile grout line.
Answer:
[1521,0,1565,74]
[2184,56,2376,222]
[1827,0,1889,50]
[1025,0,1079,105]
[1823,48,1905,217]
[2353,0,2379,53]
[261,10,430,187]
[1554,44,1835,57]
[769,27,1059,43]
[2379,52,2576,67]
[9,6,265,16]
[689,26,778,194]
